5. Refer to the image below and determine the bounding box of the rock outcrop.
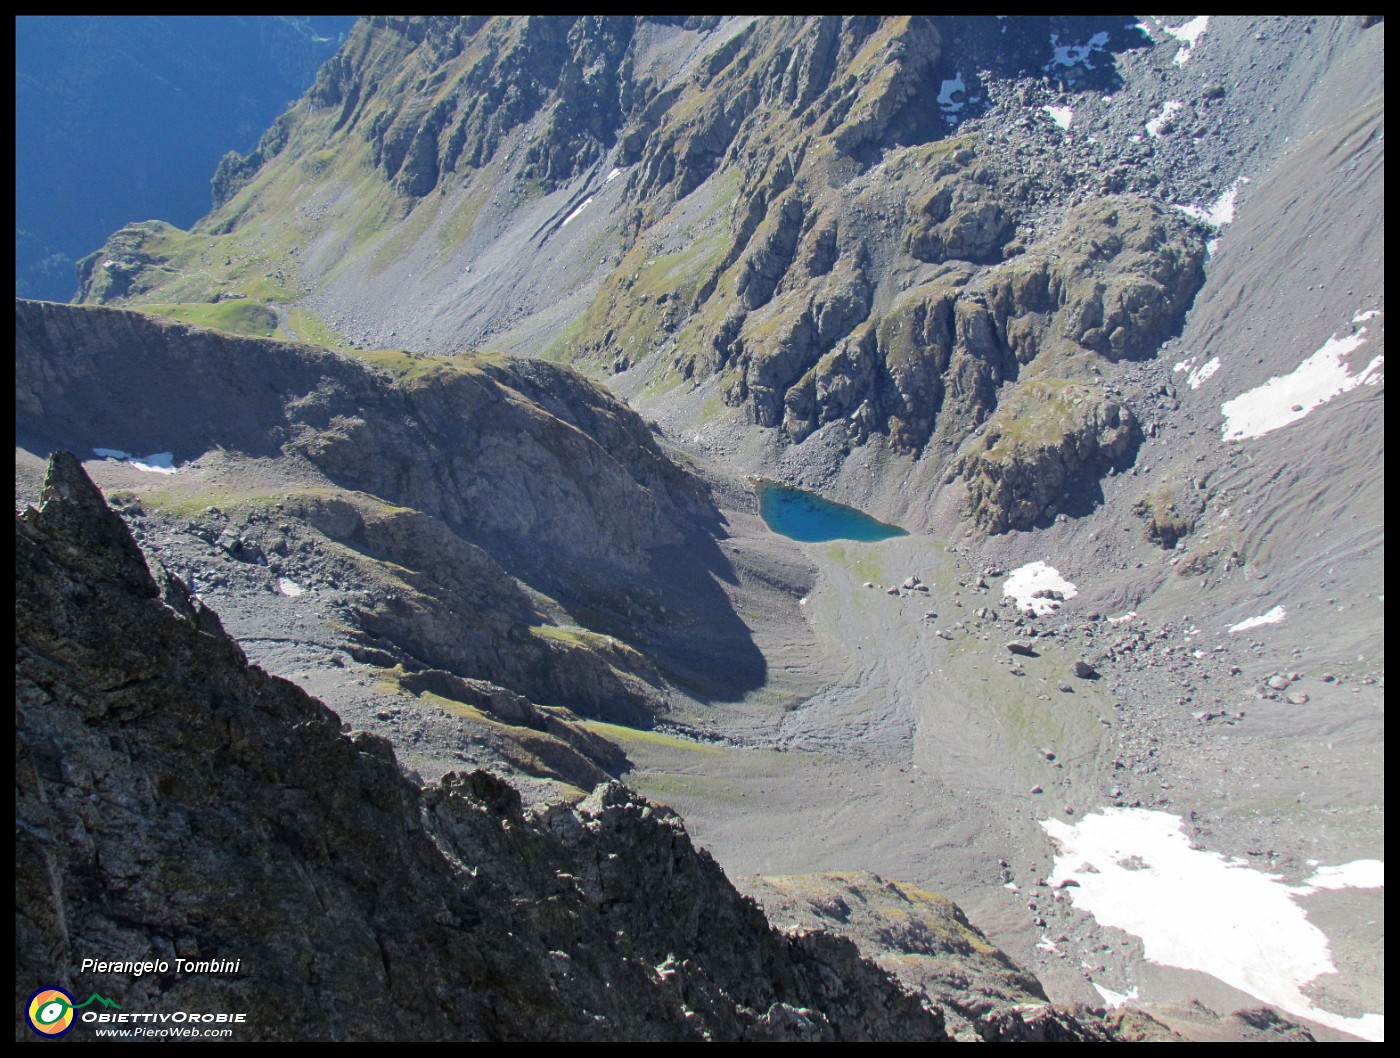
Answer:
[14,300,721,728]
[955,380,1138,534]
[16,452,952,1041]
[747,872,1182,1042]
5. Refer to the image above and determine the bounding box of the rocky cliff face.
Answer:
[17,299,704,575]
[16,452,954,1041]
[72,15,1231,533]
[745,871,1185,1042]
[15,300,748,767]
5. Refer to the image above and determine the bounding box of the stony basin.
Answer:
[755,480,908,543]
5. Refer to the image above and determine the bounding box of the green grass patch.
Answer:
[135,487,294,518]
[132,482,395,522]
[284,306,346,348]
[346,346,493,383]
[579,720,724,756]
[139,300,279,337]
[436,174,496,253]
[821,542,888,584]
[981,378,1100,461]
[558,225,730,372]
[628,770,745,806]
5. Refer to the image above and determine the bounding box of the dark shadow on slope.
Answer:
[14,299,768,714]
[14,300,324,462]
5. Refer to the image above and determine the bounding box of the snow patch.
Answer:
[1228,605,1286,633]
[1176,180,1243,229]
[1045,31,1110,71]
[93,448,178,474]
[1004,561,1078,616]
[561,196,594,227]
[1092,984,1140,1009]
[1042,807,1385,1042]
[938,72,966,120]
[1187,357,1221,389]
[1162,16,1210,65]
[1302,860,1384,892]
[605,167,623,184]
[1108,611,1137,624]
[1221,325,1384,441]
[277,578,306,598]
[1145,100,1184,138]
[1352,308,1380,324]
[1209,183,1239,225]
[1043,105,1074,130]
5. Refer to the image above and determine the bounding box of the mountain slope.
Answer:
[15,452,951,1041]
[21,13,1386,1041]
[15,299,770,787]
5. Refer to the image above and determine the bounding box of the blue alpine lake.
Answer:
[756,481,908,543]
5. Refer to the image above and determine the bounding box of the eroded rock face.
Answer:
[16,299,709,727]
[15,453,951,1041]
[956,381,1137,533]
[15,301,702,577]
[744,872,1182,1042]
[69,17,1210,529]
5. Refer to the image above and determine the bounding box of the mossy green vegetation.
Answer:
[1135,483,1194,549]
[551,224,729,372]
[126,481,404,524]
[139,300,279,337]
[347,346,497,384]
[281,305,346,348]
[627,770,747,806]
[819,542,886,584]
[980,378,1099,461]
[578,720,724,756]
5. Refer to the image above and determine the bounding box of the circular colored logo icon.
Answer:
[27,988,76,1036]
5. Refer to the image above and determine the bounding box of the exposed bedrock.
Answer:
[771,194,1202,460]
[13,300,732,722]
[955,380,1138,534]
[15,452,952,1041]
[14,300,704,578]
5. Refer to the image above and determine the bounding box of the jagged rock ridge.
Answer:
[16,452,952,1041]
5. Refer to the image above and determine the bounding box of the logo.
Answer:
[25,988,121,1037]
[26,988,75,1037]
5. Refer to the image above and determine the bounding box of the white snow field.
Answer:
[1221,319,1384,441]
[1003,561,1078,616]
[1228,604,1287,633]
[1043,807,1384,1041]
[93,448,178,474]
